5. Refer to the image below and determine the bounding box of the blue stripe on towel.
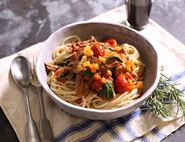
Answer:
[101,122,125,142]
[123,123,151,142]
[76,122,116,142]
[118,128,150,142]
[118,108,146,125]
[76,121,125,142]
[139,136,150,142]
[55,109,147,142]
[117,109,146,139]
[76,109,147,142]
[124,124,139,138]
[181,84,185,92]
[127,108,145,120]
[54,120,94,142]
[170,69,185,82]
[152,127,166,139]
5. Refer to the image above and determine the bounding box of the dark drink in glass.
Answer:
[125,0,152,30]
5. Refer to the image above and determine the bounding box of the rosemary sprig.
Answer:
[144,72,185,118]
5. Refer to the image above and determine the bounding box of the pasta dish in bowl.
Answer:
[46,36,145,109]
[36,22,159,120]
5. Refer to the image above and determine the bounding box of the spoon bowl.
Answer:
[11,56,30,88]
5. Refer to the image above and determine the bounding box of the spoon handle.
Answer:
[23,88,41,142]
[38,87,54,141]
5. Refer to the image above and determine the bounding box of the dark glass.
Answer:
[125,0,152,30]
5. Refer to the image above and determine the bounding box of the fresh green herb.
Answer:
[83,68,93,76]
[144,73,185,118]
[108,48,115,51]
[99,82,115,99]
[107,56,123,63]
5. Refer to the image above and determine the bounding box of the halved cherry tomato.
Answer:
[91,43,105,57]
[114,74,130,93]
[106,38,117,47]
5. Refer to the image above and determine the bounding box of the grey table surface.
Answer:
[0,0,185,141]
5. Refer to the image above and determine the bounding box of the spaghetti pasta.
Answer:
[46,36,145,109]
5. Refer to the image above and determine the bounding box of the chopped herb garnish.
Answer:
[108,48,115,51]
[99,82,115,99]
[83,68,93,76]
[107,56,123,63]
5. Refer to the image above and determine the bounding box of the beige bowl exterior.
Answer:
[36,22,160,120]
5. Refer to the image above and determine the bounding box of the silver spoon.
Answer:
[10,56,41,142]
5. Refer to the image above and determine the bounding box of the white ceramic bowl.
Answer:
[36,21,160,120]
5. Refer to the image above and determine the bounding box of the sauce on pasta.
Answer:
[45,36,145,109]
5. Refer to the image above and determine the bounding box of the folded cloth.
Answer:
[1,5,185,142]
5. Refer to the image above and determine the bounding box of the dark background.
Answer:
[0,0,185,141]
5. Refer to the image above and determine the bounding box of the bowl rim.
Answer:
[37,21,160,113]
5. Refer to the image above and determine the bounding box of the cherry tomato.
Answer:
[114,74,130,93]
[106,38,117,47]
[91,43,105,57]
[125,72,133,80]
